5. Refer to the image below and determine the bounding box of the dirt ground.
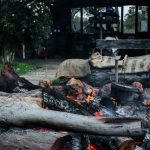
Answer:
[21,59,64,85]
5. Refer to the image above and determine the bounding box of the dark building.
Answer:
[46,0,150,58]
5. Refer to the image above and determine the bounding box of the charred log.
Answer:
[43,87,116,116]
[0,76,17,93]
[89,136,116,150]
[119,73,150,88]
[42,88,93,116]
[87,136,136,150]
[115,137,136,150]
[51,134,90,150]
[143,141,150,150]
[100,97,116,113]
[83,69,111,87]
[82,68,150,88]
[18,77,40,91]
[53,135,137,150]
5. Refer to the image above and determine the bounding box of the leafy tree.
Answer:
[0,0,53,62]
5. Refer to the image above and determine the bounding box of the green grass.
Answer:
[0,60,36,75]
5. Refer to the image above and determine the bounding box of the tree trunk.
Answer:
[2,48,15,63]
[0,91,145,137]
[22,43,26,60]
[2,48,8,63]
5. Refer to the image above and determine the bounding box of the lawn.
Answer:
[0,60,36,75]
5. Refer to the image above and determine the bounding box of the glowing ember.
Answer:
[90,144,97,150]
[94,112,104,117]
[67,91,96,104]
[67,93,95,103]
[67,95,82,105]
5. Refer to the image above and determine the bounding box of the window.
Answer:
[109,7,121,32]
[83,7,94,34]
[71,8,81,33]
[138,6,148,32]
[123,5,136,33]
[118,7,122,32]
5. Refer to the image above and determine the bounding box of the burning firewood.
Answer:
[42,88,92,116]
[40,78,99,102]
[66,78,99,103]
[40,78,104,115]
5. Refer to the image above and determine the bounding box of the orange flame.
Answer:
[67,94,75,100]
[67,94,82,105]
[86,95,94,102]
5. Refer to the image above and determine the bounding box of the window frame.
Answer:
[71,5,149,35]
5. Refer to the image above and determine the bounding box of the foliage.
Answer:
[0,0,53,52]
[0,60,35,75]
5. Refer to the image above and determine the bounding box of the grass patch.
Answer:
[0,60,36,75]
[12,60,35,75]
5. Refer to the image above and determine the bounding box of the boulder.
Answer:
[55,59,91,79]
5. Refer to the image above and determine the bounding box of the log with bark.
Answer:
[0,127,68,150]
[0,91,145,137]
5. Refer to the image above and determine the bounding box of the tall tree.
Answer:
[0,0,53,62]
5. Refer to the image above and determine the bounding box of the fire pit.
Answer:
[0,63,149,150]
